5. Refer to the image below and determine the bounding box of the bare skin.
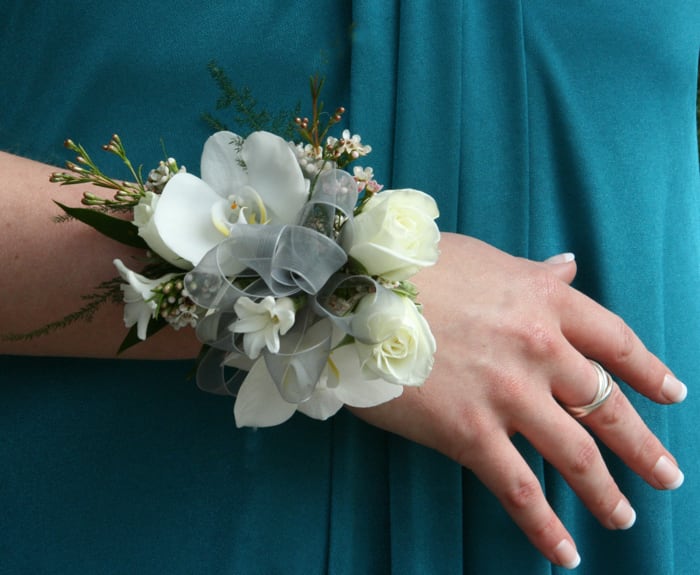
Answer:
[1,151,199,359]
[351,234,685,568]
[0,150,686,569]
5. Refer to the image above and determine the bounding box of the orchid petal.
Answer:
[242,131,307,224]
[233,359,296,428]
[201,131,247,198]
[134,192,191,269]
[155,173,226,266]
[296,388,344,420]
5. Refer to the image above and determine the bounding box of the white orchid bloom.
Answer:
[230,296,296,359]
[149,130,308,267]
[113,259,177,340]
[133,192,190,269]
[232,328,403,428]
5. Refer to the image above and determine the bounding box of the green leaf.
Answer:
[55,201,148,249]
[117,317,169,354]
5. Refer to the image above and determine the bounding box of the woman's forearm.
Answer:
[0,151,199,359]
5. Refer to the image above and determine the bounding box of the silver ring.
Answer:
[565,360,614,418]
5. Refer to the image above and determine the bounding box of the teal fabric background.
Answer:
[1,1,699,573]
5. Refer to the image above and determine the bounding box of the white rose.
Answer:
[133,192,191,269]
[346,189,440,281]
[351,290,436,386]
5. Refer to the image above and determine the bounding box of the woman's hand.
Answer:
[350,232,686,569]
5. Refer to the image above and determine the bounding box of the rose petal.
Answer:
[365,188,440,219]
[233,359,296,428]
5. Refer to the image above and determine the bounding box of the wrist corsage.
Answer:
[46,78,441,427]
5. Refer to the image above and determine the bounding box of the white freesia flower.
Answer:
[351,291,436,386]
[144,130,308,267]
[113,259,177,340]
[346,189,440,281]
[232,329,403,428]
[230,296,296,359]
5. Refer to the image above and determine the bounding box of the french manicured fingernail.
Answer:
[610,499,636,530]
[545,252,576,264]
[661,374,687,403]
[653,455,684,489]
[554,539,581,570]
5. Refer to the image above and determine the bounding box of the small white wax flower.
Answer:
[230,296,296,359]
[352,166,374,182]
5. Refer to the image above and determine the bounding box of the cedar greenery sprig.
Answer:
[1,278,124,342]
[203,60,301,139]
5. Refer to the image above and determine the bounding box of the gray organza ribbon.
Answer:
[311,274,396,345]
[185,169,363,403]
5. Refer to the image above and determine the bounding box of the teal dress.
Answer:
[1,2,698,573]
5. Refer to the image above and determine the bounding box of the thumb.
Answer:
[543,252,577,285]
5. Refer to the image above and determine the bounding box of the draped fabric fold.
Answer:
[347,1,700,574]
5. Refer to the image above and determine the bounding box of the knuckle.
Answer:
[448,412,494,466]
[595,386,627,429]
[631,427,662,470]
[531,511,560,541]
[490,368,528,405]
[503,476,543,512]
[503,317,562,363]
[611,315,637,364]
[569,435,600,476]
[521,322,560,359]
